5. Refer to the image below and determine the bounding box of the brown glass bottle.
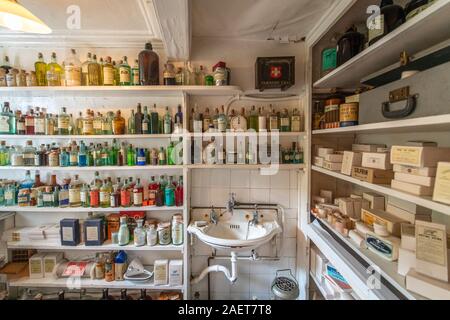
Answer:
[120,289,133,300]
[100,288,115,300]
[368,0,405,46]
[138,42,159,85]
[112,111,125,135]
[337,26,364,66]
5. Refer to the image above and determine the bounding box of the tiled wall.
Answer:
[190,169,299,300]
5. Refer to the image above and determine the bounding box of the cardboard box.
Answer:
[341,151,362,176]
[366,231,401,261]
[415,221,449,283]
[60,219,80,246]
[320,190,333,204]
[154,259,169,286]
[394,172,435,188]
[406,269,450,300]
[398,248,416,276]
[29,253,46,279]
[317,148,335,157]
[314,156,324,167]
[433,162,450,205]
[44,253,64,278]
[345,94,360,104]
[324,154,344,163]
[401,224,416,251]
[391,179,434,196]
[361,208,407,237]
[169,260,183,286]
[387,196,432,216]
[393,164,437,177]
[362,152,393,170]
[323,161,342,172]
[313,196,327,204]
[363,192,385,210]
[352,167,394,184]
[352,144,386,153]
[390,146,450,168]
[386,204,432,225]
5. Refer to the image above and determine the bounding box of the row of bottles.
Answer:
[0,102,183,135]
[190,105,304,133]
[320,0,434,77]
[24,288,179,300]
[0,171,183,208]
[0,43,160,87]
[0,140,183,167]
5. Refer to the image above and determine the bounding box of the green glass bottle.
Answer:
[280,109,291,132]
[150,104,159,134]
[248,106,258,132]
[119,56,131,86]
[58,107,70,135]
[35,52,47,86]
[142,106,150,134]
[167,142,175,165]
[127,144,135,166]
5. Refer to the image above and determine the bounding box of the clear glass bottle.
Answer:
[291,108,302,132]
[82,110,94,135]
[34,52,47,86]
[146,224,157,246]
[175,67,184,85]
[118,216,130,246]
[163,62,176,85]
[100,179,110,208]
[133,178,143,207]
[33,107,45,135]
[134,219,146,246]
[23,140,36,166]
[81,52,92,86]
[88,54,102,86]
[203,108,212,132]
[25,108,35,135]
[46,52,63,86]
[93,112,103,135]
[258,107,267,132]
[172,214,184,245]
[58,107,70,135]
[64,49,82,86]
[280,109,291,132]
[119,56,131,86]
[138,42,160,85]
[163,107,172,134]
[59,179,70,208]
[0,102,15,134]
[102,56,115,86]
[128,110,135,134]
[217,105,227,133]
[80,183,90,208]
[0,141,9,166]
[132,59,140,86]
[268,105,279,132]
[102,111,113,135]
[69,174,82,207]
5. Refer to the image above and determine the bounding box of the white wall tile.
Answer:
[232,188,250,203]
[285,218,298,238]
[211,272,232,293]
[230,170,250,188]
[210,187,231,207]
[209,169,231,188]
[270,170,290,189]
[250,170,270,189]
[270,189,290,208]
[281,238,297,258]
[191,187,210,207]
[250,189,270,203]
[290,189,299,209]
[192,169,210,188]
[249,273,272,295]
[284,208,299,219]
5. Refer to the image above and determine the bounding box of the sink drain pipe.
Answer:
[191,251,239,285]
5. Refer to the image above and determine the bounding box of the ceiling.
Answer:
[191,0,338,41]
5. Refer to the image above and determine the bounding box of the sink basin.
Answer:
[188,209,282,252]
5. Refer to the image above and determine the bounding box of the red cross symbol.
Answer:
[270,66,282,79]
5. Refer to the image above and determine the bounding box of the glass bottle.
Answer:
[258,107,267,132]
[93,112,103,135]
[132,59,140,86]
[46,52,63,86]
[81,110,93,135]
[134,103,143,134]
[175,176,184,207]
[268,105,279,132]
[33,107,45,135]
[337,26,364,66]
[147,176,158,206]
[321,33,339,77]
[158,147,166,165]
[59,179,70,208]
[88,54,102,86]
[138,42,160,85]
[164,176,175,207]
[150,104,159,134]
[0,141,9,166]
[291,108,302,132]
[134,219,146,246]
[126,144,135,166]
[118,216,130,246]
[174,104,183,131]
[69,174,81,207]
[78,141,88,167]
[0,102,15,134]
[128,110,135,134]
[102,111,113,135]
[1,55,12,74]
[175,67,184,85]
[102,56,115,86]
[217,105,227,133]
[368,0,405,46]
[280,109,290,132]
[136,148,146,166]
[25,108,35,135]
[172,214,184,245]
[81,52,92,86]
[34,52,47,86]
[80,183,90,207]
[16,110,25,135]
[99,180,110,208]
[64,49,82,86]
[69,145,78,167]
[163,62,176,85]
[133,178,143,207]
[119,56,131,86]
[23,140,36,166]
[203,108,212,132]
[110,186,120,208]
[142,106,150,134]
[163,107,172,134]
[248,106,258,132]
[58,107,70,135]
[112,110,125,135]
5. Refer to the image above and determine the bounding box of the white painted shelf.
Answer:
[0,165,184,171]
[188,164,306,170]
[313,216,423,300]
[0,212,15,222]
[0,85,242,97]
[313,0,450,89]
[8,277,183,291]
[188,132,306,138]
[0,206,183,213]
[0,134,183,140]
[7,241,183,252]
[312,114,450,135]
[312,166,450,216]
[305,221,399,300]
[309,271,336,300]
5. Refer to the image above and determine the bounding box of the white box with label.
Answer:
[393,164,437,177]
[391,179,434,196]
[317,148,334,157]
[29,253,46,279]
[394,172,435,188]
[391,146,450,168]
[352,144,386,153]
[341,151,362,176]
[362,152,393,170]
[44,253,64,278]
[169,260,183,286]
[363,192,385,210]
[433,162,450,205]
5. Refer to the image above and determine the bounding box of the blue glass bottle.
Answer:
[59,148,70,167]
[136,148,146,166]
[59,180,70,207]
[164,176,175,206]
[78,141,87,167]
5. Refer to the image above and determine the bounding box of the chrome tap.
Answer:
[210,206,219,225]
[250,204,259,226]
[226,193,237,214]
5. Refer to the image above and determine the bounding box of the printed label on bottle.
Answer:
[142,122,148,132]
[0,116,10,132]
[119,68,130,83]
[102,121,111,132]
[80,191,87,203]
[25,117,34,127]
[133,71,139,85]
[83,121,93,134]
[5,191,13,200]
[58,117,69,130]
[103,68,114,85]
[34,118,45,134]
[133,192,143,205]
[62,226,74,242]
[49,155,59,167]
[86,226,99,242]
[280,118,289,127]
[70,154,78,164]
[65,66,81,86]
[291,116,301,132]
[137,156,146,164]
[100,191,110,203]
[69,189,80,204]
[93,120,102,130]
[120,191,130,206]
[43,193,53,203]
[368,14,385,42]
[17,121,25,132]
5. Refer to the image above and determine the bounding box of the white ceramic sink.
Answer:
[188,209,282,252]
